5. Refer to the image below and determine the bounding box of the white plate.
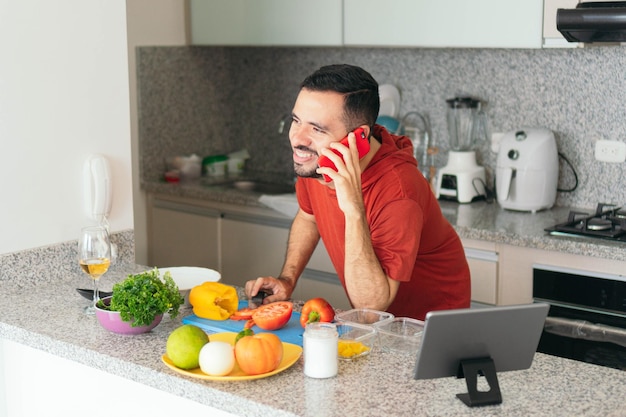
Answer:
[379,84,401,118]
[159,266,221,306]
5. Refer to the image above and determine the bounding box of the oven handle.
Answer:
[544,316,626,348]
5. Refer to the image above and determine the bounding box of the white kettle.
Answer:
[496,128,558,213]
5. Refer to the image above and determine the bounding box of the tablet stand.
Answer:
[456,357,502,407]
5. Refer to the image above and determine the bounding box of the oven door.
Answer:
[533,264,626,370]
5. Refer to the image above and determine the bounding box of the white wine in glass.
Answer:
[78,225,111,314]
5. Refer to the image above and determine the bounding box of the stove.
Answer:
[545,203,626,242]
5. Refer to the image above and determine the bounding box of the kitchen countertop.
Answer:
[143,178,626,263]
[1,261,626,416]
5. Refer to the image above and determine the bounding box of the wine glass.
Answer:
[78,225,111,314]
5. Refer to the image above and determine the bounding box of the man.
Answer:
[245,64,470,320]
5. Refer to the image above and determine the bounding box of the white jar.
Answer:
[303,322,338,378]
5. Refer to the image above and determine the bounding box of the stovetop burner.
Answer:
[546,203,626,242]
[615,208,626,219]
[587,217,613,231]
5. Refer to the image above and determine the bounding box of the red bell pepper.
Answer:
[300,297,335,327]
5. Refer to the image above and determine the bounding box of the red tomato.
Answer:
[230,307,256,321]
[300,297,335,328]
[251,301,293,330]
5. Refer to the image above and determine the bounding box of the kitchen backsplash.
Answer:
[137,46,626,209]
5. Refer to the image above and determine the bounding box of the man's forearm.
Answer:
[278,210,320,292]
[343,210,396,310]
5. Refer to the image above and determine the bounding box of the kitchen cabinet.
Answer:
[497,243,626,305]
[190,0,545,48]
[296,269,351,310]
[461,238,626,307]
[220,211,352,309]
[344,0,544,48]
[220,214,289,286]
[147,194,508,309]
[462,240,626,307]
[147,193,351,308]
[148,196,220,269]
[462,239,498,305]
[189,0,342,46]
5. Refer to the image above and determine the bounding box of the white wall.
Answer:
[0,0,133,254]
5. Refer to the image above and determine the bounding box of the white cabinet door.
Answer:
[190,0,343,46]
[462,239,498,305]
[220,214,349,308]
[344,0,544,48]
[465,248,498,305]
[149,199,220,270]
[220,216,289,287]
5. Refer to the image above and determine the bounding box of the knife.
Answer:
[248,290,267,309]
[76,288,113,300]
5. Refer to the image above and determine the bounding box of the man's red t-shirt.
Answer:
[296,125,470,320]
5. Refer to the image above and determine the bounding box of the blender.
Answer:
[436,97,487,203]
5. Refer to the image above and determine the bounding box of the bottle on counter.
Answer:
[303,322,338,378]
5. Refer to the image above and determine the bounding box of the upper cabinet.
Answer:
[189,0,342,46]
[344,0,544,48]
[190,0,546,48]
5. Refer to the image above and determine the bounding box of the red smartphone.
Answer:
[318,127,370,182]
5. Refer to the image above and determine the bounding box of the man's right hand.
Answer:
[244,276,294,305]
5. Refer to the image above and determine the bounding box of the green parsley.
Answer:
[104,268,184,327]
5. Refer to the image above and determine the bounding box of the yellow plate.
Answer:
[161,332,302,381]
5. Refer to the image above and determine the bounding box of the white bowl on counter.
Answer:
[160,266,221,306]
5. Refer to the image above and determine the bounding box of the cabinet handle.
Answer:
[464,248,498,262]
[544,316,626,348]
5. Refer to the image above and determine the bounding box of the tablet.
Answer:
[414,303,549,380]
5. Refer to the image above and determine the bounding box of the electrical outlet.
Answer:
[595,140,626,163]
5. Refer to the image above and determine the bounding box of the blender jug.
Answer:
[446,97,485,150]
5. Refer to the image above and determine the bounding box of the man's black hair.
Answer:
[300,64,380,130]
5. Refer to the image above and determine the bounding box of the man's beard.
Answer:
[294,162,322,179]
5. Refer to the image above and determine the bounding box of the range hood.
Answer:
[557,1,626,42]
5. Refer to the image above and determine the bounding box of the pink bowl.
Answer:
[94,297,163,335]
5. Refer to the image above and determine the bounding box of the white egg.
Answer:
[198,341,236,376]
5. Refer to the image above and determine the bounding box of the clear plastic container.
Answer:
[335,308,394,327]
[336,322,377,361]
[374,317,424,355]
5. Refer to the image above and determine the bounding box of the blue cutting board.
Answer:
[182,301,304,346]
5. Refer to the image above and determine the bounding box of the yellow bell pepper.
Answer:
[338,340,370,359]
[189,282,239,320]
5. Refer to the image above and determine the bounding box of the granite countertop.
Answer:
[143,179,626,263]
[1,261,626,416]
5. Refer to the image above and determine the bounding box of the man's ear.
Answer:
[358,125,371,141]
